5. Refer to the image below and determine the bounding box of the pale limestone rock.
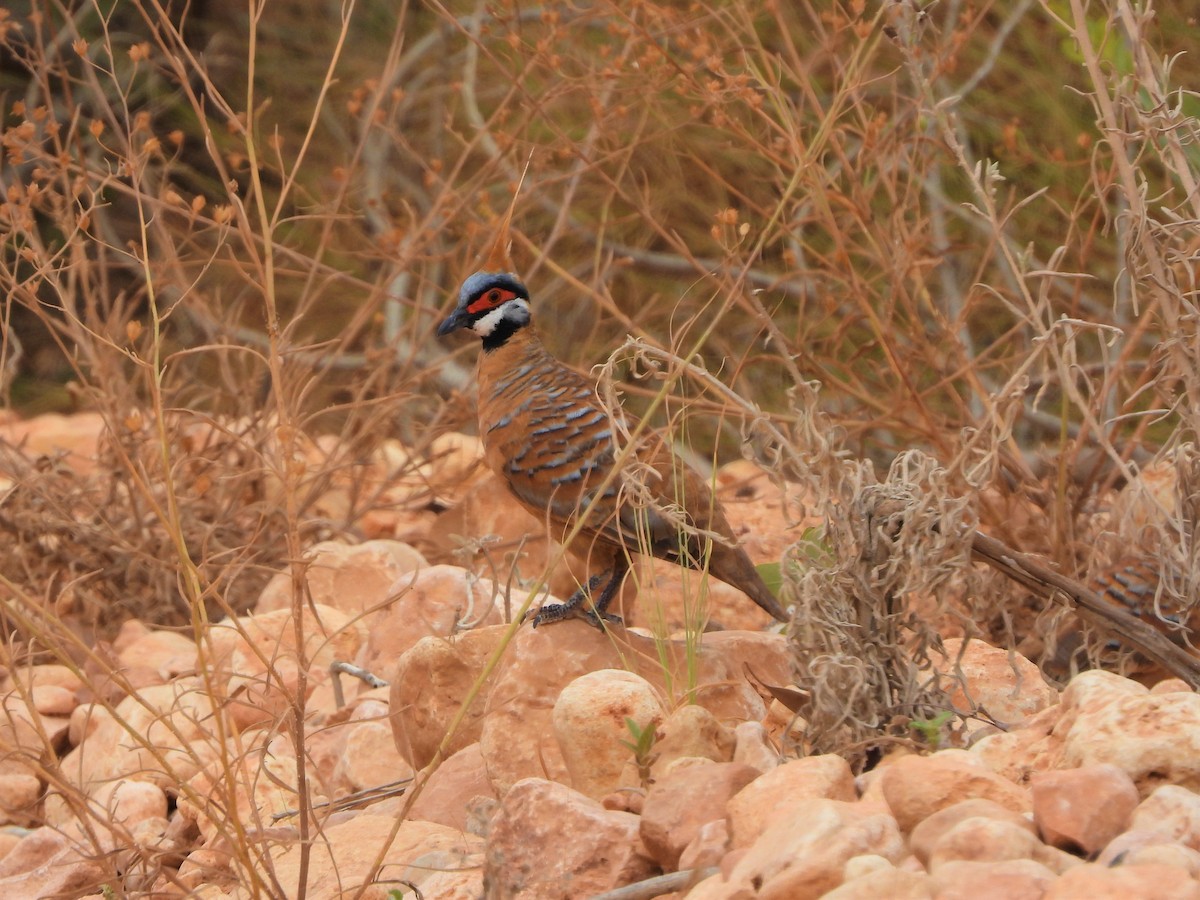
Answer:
[732,720,780,773]
[1043,862,1200,899]
[358,565,506,677]
[270,813,483,898]
[484,777,656,899]
[335,700,415,792]
[1058,670,1200,796]
[929,859,1058,900]
[726,753,857,848]
[927,815,1079,874]
[1031,763,1139,854]
[909,798,1036,867]
[936,637,1058,729]
[407,742,498,831]
[553,668,665,799]
[255,538,427,618]
[879,751,1031,832]
[0,773,39,825]
[679,818,732,872]
[425,431,487,500]
[724,798,904,900]
[389,625,507,769]
[640,761,760,869]
[1130,785,1200,850]
[0,691,69,773]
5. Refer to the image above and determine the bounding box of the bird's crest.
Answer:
[480,159,530,273]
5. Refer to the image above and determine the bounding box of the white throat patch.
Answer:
[471,298,530,337]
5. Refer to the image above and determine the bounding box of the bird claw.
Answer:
[528,601,623,630]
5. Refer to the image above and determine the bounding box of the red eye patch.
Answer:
[467,288,516,314]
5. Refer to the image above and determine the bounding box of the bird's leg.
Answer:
[532,551,630,629]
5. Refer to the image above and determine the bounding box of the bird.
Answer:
[436,220,789,629]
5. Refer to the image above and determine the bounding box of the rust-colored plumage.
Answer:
[437,226,788,628]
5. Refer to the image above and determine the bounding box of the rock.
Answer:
[970,704,1061,788]
[0,826,105,895]
[1031,763,1139,855]
[270,813,483,898]
[732,721,780,773]
[358,566,505,677]
[47,680,221,823]
[878,751,1031,832]
[726,754,857,847]
[1130,785,1200,850]
[335,700,415,792]
[180,731,312,844]
[640,761,761,869]
[723,798,904,900]
[927,815,1077,874]
[1099,830,1200,876]
[255,539,427,618]
[553,669,665,799]
[1043,862,1200,899]
[822,864,934,899]
[213,604,365,729]
[484,778,656,898]
[113,627,198,682]
[0,411,106,474]
[644,704,735,779]
[909,798,1036,867]
[936,637,1058,728]
[1057,670,1200,796]
[0,773,40,825]
[679,819,732,872]
[929,859,1058,900]
[389,625,507,769]
[407,743,498,832]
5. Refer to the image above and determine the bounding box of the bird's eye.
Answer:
[488,289,501,302]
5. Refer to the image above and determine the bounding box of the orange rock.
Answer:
[0,411,107,475]
[553,668,666,799]
[640,761,761,869]
[269,813,483,899]
[927,815,1077,874]
[1032,763,1139,855]
[0,826,104,895]
[1130,785,1200,851]
[484,778,656,898]
[334,699,415,792]
[726,754,857,848]
[878,751,1031,833]
[407,742,498,831]
[937,637,1059,728]
[726,798,904,900]
[1057,670,1200,796]
[388,625,507,769]
[929,859,1057,900]
[358,565,506,679]
[255,538,427,618]
[910,798,1036,867]
[1043,862,1200,899]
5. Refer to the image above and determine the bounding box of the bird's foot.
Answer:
[527,574,623,630]
[530,600,623,629]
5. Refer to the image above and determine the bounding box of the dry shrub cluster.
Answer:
[1,0,1199,890]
